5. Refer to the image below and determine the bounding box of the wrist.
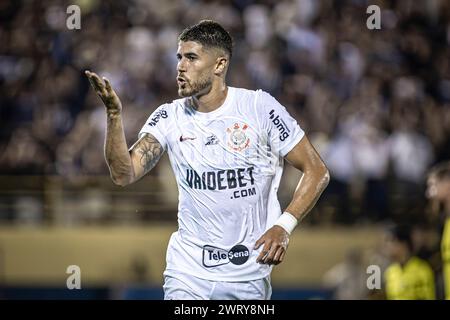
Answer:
[106,109,121,119]
[274,212,298,235]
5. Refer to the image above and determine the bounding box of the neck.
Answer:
[398,251,411,267]
[192,81,228,113]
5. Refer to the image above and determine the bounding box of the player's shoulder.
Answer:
[232,86,258,96]
[144,100,183,128]
[151,98,186,117]
[231,87,280,115]
[232,87,273,101]
[160,98,184,111]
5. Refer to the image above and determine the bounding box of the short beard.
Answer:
[178,75,212,98]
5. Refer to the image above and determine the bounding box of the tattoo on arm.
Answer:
[136,135,163,173]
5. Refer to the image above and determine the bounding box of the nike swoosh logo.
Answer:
[179,135,197,142]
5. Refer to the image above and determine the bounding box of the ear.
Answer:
[214,56,228,76]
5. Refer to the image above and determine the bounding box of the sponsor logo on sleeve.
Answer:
[269,109,290,141]
[148,108,168,126]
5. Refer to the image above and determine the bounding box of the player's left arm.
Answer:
[255,136,330,265]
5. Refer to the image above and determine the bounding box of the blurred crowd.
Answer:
[0,0,450,225]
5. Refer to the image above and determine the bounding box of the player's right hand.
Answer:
[85,70,122,116]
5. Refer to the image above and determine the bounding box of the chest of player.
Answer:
[166,116,269,169]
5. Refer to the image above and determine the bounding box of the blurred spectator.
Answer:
[322,248,369,300]
[383,224,436,300]
[426,161,450,299]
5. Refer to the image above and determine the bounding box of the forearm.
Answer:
[104,113,134,186]
[285,166,329,222]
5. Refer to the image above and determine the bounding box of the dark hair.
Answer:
[387,224,413,251]
[178,20,233,58]
[428,161,450,181]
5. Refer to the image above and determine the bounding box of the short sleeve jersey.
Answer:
[139,87,304,281]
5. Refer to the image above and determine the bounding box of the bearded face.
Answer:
[176,41,219,98]
[177,70,213,98]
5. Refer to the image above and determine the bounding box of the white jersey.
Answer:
[139,87,304,281]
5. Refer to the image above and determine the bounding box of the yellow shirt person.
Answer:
[442,218,450,300]
[426,161,450,300]
[384,256,435,300]
[383,224,435,300]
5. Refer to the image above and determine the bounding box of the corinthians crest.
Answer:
[226,123,250,152]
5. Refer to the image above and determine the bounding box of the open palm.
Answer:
[85,70,122,115]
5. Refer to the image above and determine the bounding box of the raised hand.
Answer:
[85,70,122,116]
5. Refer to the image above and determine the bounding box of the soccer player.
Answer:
[384,224,436,300]
[426,161,450,300]
[85,20,329,300]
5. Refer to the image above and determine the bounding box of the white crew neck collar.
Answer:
[186,87,234,119]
